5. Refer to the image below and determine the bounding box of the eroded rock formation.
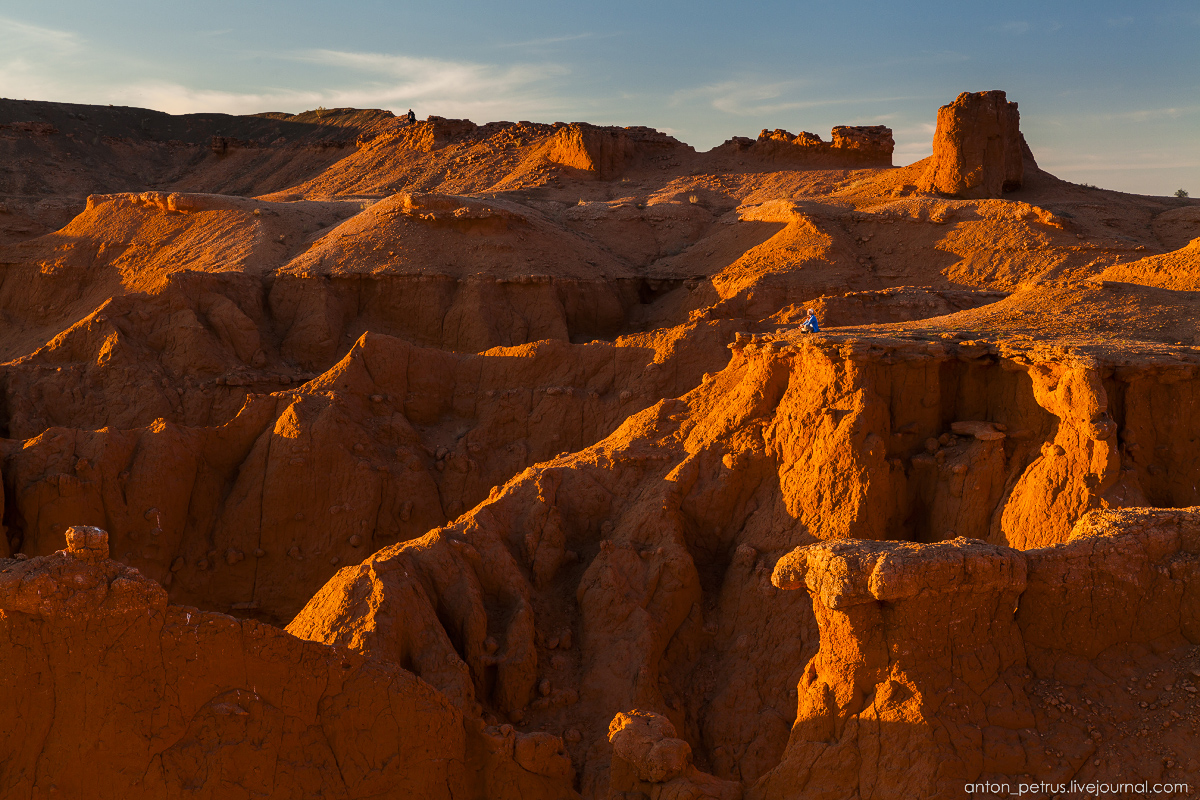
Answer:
[1,89,1198,797]
[548,124,686,179]
[732,125,894,167]
[0,528,578,799]
[758,507,1200,798]
[918,90,1029,198]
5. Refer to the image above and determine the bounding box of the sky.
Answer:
[1,1,1197,196]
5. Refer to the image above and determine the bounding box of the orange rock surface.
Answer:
[1,90,1198,797]
[918,90,1029,199]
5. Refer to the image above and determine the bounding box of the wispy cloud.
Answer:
[0,18,89,102]
[495,32,612,49]
[303,48,563,92]
[0,16,82,52]
[672,79,815,115]
[0,19,573,119]
[672,78,923,117]
[1088,105,1200,123]
[995,20,1061,35]
[290,49,571,116]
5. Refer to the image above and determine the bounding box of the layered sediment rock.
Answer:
[717,332,1198,549]
[761,537,1032,798]
[739,125,894,167]
[279,329,1200,795]
[918,90,1028,198]
[2,330,721,622]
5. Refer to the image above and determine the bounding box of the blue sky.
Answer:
[1,1,1197,195]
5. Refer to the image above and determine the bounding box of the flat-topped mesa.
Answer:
[735,125,894,166]
[548,122,685,179]
[830,124,896,155]
[918,90,1032,198]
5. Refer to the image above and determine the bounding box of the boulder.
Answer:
[608,710,742,799]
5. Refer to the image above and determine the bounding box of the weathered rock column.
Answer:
[918,90,1027,198]
[753,538,1039,800]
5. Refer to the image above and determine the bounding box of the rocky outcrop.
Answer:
[282,378,817,796]
[550,124,634,179]
[714,332,1199,549]
[548,123,685,179]
[1023,506,1200,657]
[761,537,1032,798]
[738,125,894,167]
[918,90,1029,198]
[394,115,483,152]
[274,327,1200,790]
[62,523,109,560]
[757,511,1200,798]
[7,313,1198,794]
[4,92,1200,800]
[830,125,895,157]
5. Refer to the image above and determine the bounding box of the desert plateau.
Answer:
[1,85,1199,800]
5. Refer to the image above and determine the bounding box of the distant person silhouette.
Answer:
[801,308,820,333]
[407,109,416,125]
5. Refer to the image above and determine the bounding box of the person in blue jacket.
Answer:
[801,308,820,332]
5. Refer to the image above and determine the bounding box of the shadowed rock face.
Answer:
[919,90,1027,198]
[0,529,578,799]
[1,88,1199,799]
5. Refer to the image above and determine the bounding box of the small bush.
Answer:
[1175,188,1190,198]
[688,194,700,204]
